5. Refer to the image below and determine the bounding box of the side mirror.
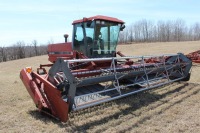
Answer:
[120,24,125,31]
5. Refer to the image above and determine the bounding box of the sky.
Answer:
[0,0,200,46]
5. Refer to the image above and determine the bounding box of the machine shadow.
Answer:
[28,110,60,123]
[28,82,196,132]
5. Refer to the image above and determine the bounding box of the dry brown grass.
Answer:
[0,41,200,132]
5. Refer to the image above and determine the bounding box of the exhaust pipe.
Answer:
[64,34,69,42]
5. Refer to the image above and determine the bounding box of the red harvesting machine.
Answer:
[20,15,192,122]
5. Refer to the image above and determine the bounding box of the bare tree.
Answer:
[134,21,142,42]
[157,20,168,42]
[0,46,7,62]
[16,41,25,59]
[141,19,148,41]
[139,19,154,42]
[39,44,48,55]
[119,28,129,44]
[172,19,186,41]
[128,24,134,42]
[193,22,200,40]
[165,21,173,42]
[32,40,38,56]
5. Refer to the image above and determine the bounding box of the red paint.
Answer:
[72,15,124,25]
[20,69,69,122]
[48,42,74,63]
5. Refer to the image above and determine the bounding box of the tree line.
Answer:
[119,19,200,43]
[0,40,47,62]
[1,19,200,62]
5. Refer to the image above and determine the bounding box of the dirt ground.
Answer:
[0,41,200,133]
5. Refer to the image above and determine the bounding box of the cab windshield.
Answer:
[73,20,121,58]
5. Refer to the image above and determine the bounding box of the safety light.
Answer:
[26,67,32,73]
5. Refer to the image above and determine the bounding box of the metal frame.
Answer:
[49,53,192,111]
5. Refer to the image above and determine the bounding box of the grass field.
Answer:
[0,41,200,133]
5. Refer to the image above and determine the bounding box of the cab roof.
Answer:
[72,15,124,25]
